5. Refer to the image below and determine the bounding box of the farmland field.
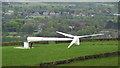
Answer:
[2,40,118,66]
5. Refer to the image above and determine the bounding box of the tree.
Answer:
[21,23,34,34]
[3,20,22,32]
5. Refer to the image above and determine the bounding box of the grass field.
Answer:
[2,41,118,66]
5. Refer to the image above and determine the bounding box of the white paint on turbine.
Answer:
[27,37,72,42]
[26,31,104,48]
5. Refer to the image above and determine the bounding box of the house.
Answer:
[55,13,60,15]
[74,23,91,27]
[32,12,41,16]
[72,13,86,17]
[79,13,86,16]
[34,23,45,33]
[43,12,49,16]
[74,23,91,30]
[4,10,14,15]
[49,12,56,15]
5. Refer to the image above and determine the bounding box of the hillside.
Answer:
[2,2,119,42]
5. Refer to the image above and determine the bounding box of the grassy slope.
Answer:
[58,56,119,66]
[2,41,118,66]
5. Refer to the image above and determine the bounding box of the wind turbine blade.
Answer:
[56,31,74,38]
[68,38,76,48]
[78,33,104,38]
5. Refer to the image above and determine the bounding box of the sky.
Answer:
[0,0,119,2]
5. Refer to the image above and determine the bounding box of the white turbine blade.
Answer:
[94,33,104,36]
[68,38,76,48]
[27,37,72,42]
[56,31,74,38]
[78,33,104,38]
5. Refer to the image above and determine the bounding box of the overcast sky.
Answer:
[0,0,119,2]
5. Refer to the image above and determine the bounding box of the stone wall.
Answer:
[40,51,120,66]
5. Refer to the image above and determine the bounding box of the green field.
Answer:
[2,41,118,66]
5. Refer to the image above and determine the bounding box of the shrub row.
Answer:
[40,51,120,66]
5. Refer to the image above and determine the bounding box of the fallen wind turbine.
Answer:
[26,31,104,48]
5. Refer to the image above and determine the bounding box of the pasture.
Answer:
[2,40,118,66]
